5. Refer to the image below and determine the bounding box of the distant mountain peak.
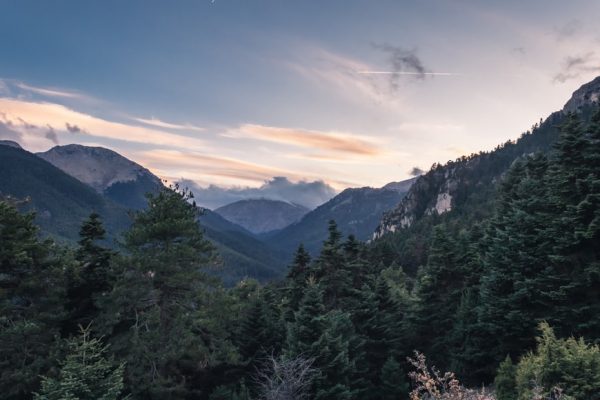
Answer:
[0,140,22,149]
[37,144,161,192]
[563,76,600,113]
[215,198,309,234]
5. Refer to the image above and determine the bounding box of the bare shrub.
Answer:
[254,355,315,400]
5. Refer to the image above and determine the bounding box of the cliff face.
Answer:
[374,76,600,240]
[563,76,600,113]
[374,158,481,239]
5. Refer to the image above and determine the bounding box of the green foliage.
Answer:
[34,327,127,400]
[515,323,600,400]
[98,185,234,399]
[379,357,409,400]
[64,213,113,334]
[0,200,67,399]
[495,356,517,400]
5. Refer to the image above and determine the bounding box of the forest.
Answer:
[2,108,600,400]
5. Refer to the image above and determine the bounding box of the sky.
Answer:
[1,0,600,205]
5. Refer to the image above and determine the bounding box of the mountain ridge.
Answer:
[215,198,309,234]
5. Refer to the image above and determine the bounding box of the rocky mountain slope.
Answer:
[375,76,600,241]
[38,144,163,210]
[269,178,415,258]
[215,198,309,234]
[372,76,600,273]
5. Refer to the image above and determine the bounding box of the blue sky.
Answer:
[1,0,600,196]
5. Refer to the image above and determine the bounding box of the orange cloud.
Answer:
[134,116,205,132]
[138,149,311,184]
[0,98,205,149]
[230,123,382,156]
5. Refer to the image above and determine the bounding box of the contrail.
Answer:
[357,70,462,76]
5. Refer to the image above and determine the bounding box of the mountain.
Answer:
[0,143,129,241]
[0,140,22,149]
[215,198,309,234]
[38,144,163,210]
[199,209,287,285]
[0,143,286,283]
[563,75,600,112]
[268,178,415,258]
[372,76,600,272]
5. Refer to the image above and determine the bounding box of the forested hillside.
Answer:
[2,105,600,400]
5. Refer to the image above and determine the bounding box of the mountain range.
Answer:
[3,76,598,284]
[0,141,416,283]
[215,198,309,234]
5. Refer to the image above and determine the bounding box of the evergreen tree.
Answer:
[515,323,600,400]
[99,185,218,399]
[494,356,517,400]
[475,155,554,379]
[285,244,312,313]
[65,213,113,334]
[0,201,67,400]
[409,224,464,366]
[315,220,351,308]
[379,357,409,400]
[286,281,327,358]
[34,327,127,400]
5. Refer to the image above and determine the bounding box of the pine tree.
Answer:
[379,357,409,400]
[34,327,127,400]
[99,185,218,398]
[286,281,327,358]
[0,200,67,399]
[313,311,357,400]
[409,224,464,366]
[314,220,351,308]
[494,356,517,400]
[285,244,312,313]
[65,213,113,334]
[475,155,554,379]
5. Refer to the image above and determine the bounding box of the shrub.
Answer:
[515,322,600,400]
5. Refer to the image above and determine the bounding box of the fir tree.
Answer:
[34,326,127,400]
[65,213,113,334]
[409,224,464,366]
[379,357,409,400]
[494,356,517,400]
[0,201,67,399]
[315,220,351,308]
[99,185,218,399]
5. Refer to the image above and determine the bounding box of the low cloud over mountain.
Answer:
[180,176,337,210]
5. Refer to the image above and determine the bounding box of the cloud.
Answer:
[179,176,337,209]
[371,43,429,91]
[408,166,424,177]
[553,19,583,41]
[15,82,89,100]
[0,98,206,149]
[138,149,311,184]
[134,116,205,132]
[285,46,395,106]
[45,125,59,144]
[0,119,23,143]
[65,122,86,134]
[553,52,600,83]
[228,123,382,156]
